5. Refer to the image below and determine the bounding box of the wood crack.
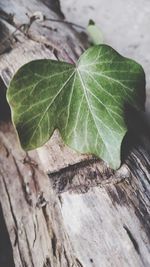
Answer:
[123,225,140,255]
[24,227,34,267]
[48,159,129,194]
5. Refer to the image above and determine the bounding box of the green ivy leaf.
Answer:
[87,19,103,45]
[7,45,145,169]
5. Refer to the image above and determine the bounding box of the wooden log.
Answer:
[0,0,150,266]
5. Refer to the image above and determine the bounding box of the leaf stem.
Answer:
[44,17,85,30]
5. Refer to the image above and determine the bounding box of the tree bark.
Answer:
[0,1,150,267]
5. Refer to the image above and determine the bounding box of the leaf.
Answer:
[7,44,145,169]
[87,19,103,45]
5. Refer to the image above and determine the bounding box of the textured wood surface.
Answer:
[0,0,150,266]
[0,123,78,267]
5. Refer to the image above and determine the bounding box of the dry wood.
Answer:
[0,123,78,267]
[0,0,150,266]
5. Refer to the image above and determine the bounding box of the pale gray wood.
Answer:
[0,0,150,267]
[0,123,77,267]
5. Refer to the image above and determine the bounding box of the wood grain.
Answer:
[0,0,150,266]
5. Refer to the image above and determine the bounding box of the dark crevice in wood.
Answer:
[0,203,15,267]
[76,258,84,267]
[48,158,112,192]
[14,227,18,247]
[0,77,11,121]
[63,248,70,267]
[48,158,129,194]
[33,219,37,248]
[106,186,121,206]
[52,157,101,174]
[23,153,40,192]
[43,257,52,267]
[42,24,57,32]
[51,231,57,257]
[131,201,150,242]
[107,174,150,242]
[128,148,150,196]
[126,183,150,241]
[115,184,129,205]
[0,20,12,54]
[1,67,13,87]
[12,155,33,206]
[90,258,94,263]
[24,227,34,267]
[36,192,49,208]
[123,225,140,254]
[0,8,14,24]
[134,203,150,242]
[106,182,129,207]
[19,254,28,267]
[40,0,65,19]
[42,205,52,234]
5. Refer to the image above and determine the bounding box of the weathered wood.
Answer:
[0,0,150,266]
[41,119,150,267]
[0,123,78,267]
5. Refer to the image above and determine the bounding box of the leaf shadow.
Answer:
[121,103,150,164]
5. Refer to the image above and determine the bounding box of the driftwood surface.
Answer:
[0,0,150,267]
